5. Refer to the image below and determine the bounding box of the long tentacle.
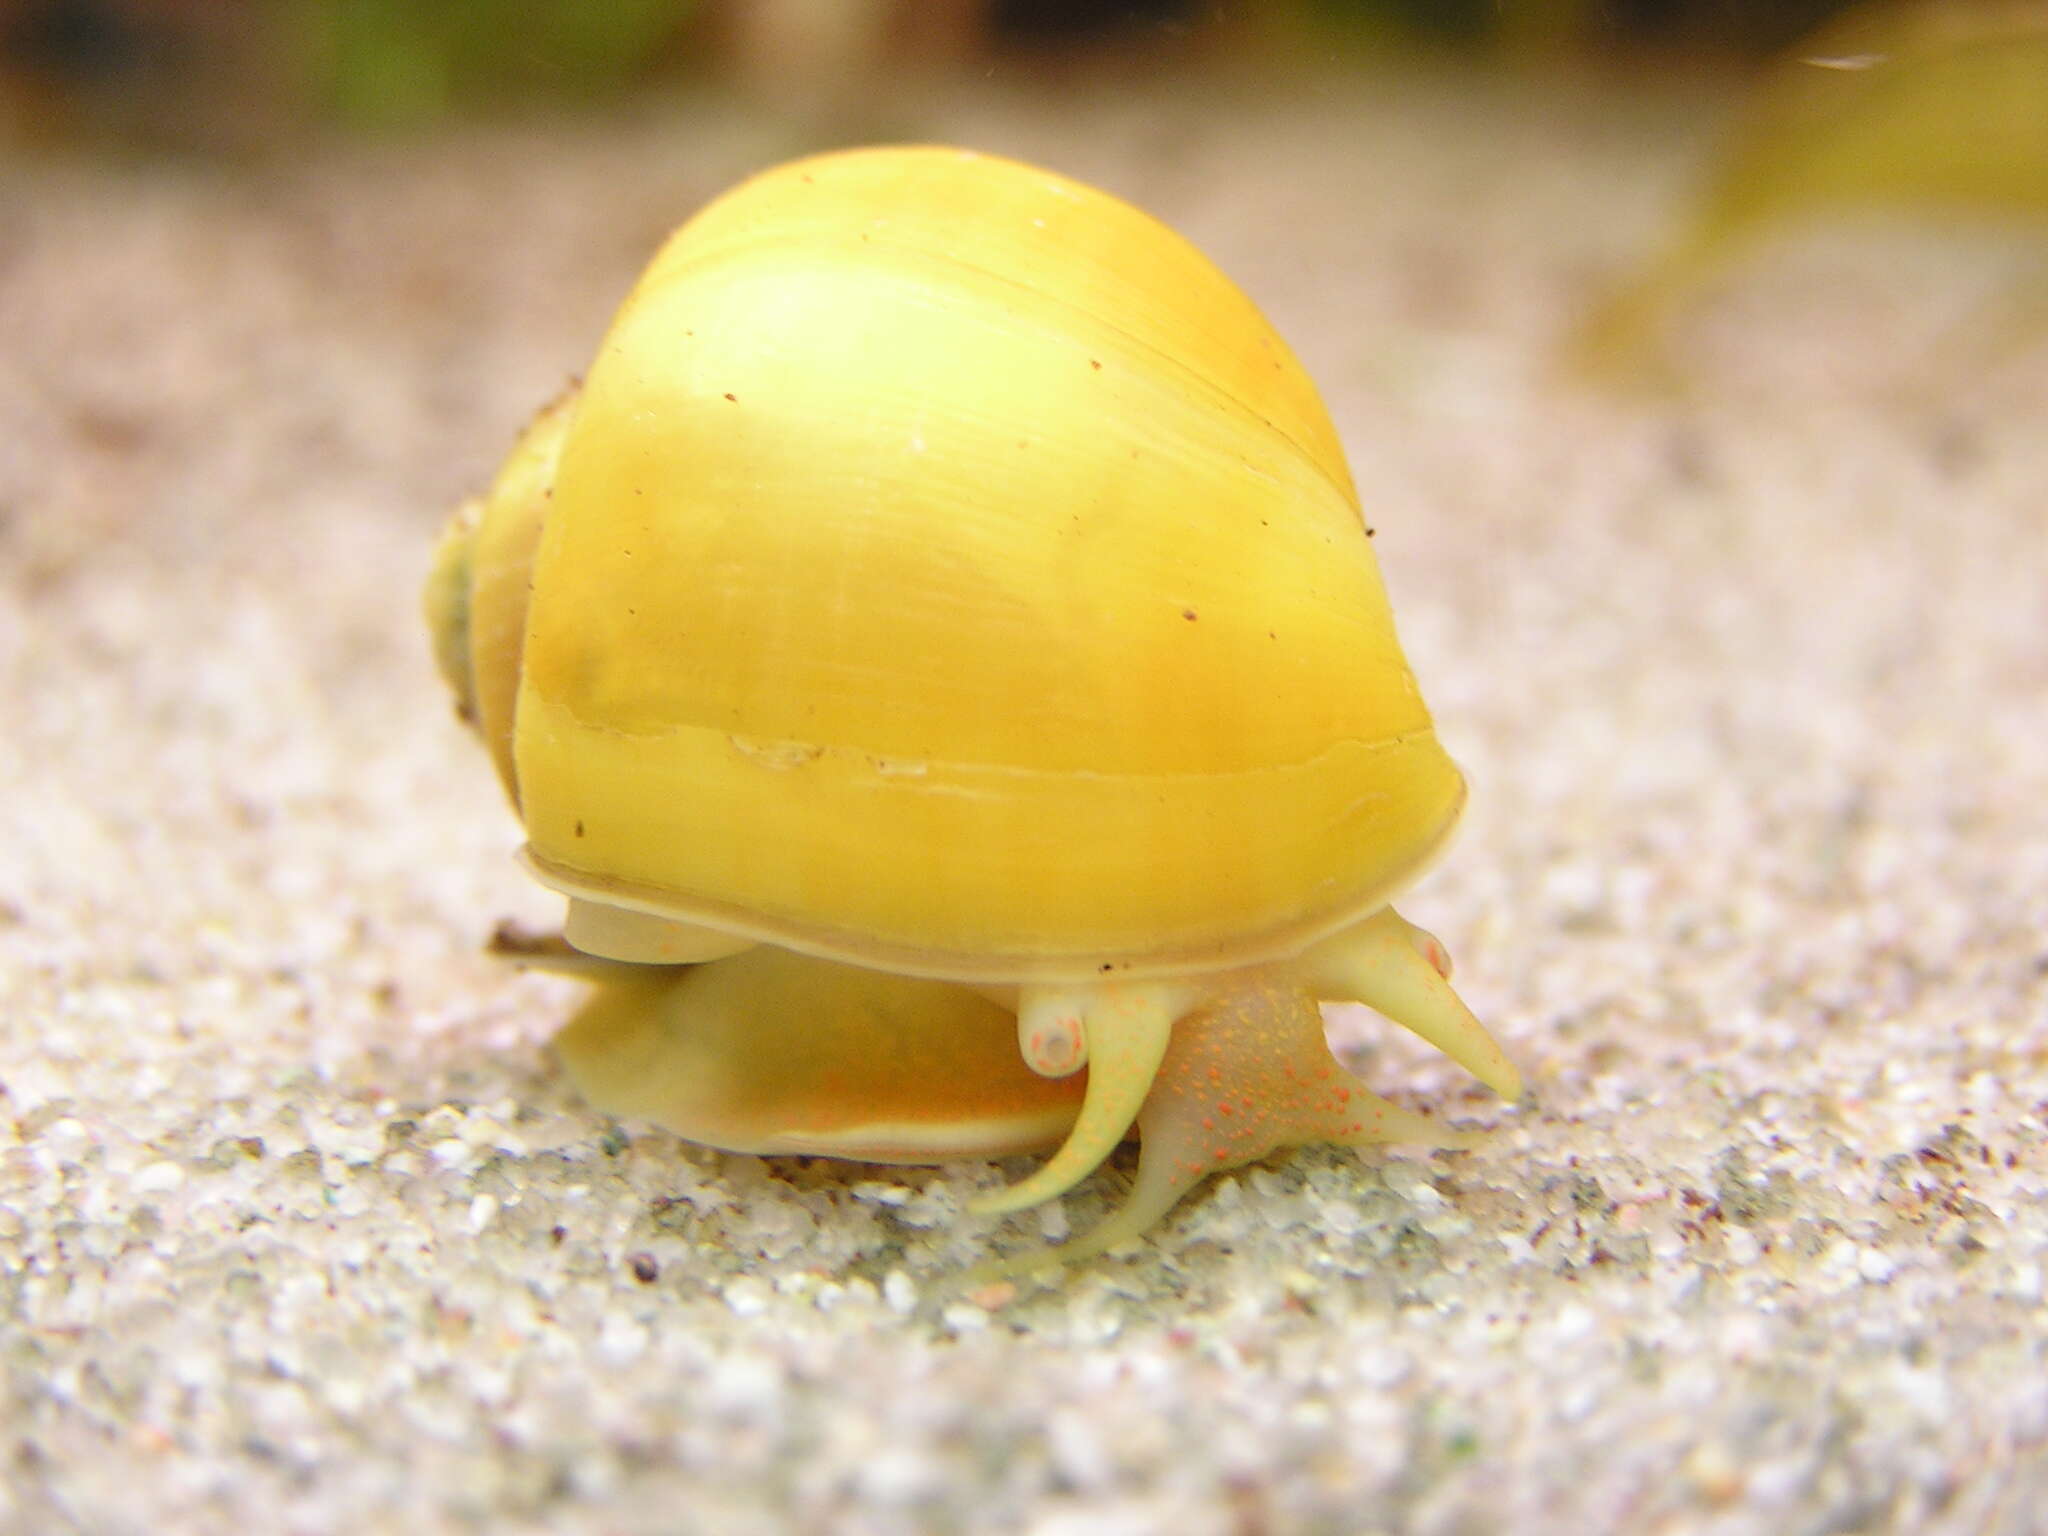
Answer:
[1298,907,1521,1100]
[967,980,1187,1217]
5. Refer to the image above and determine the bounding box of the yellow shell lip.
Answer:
[517,775,1466,985]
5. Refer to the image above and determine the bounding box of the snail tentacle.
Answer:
[1299,908,1522,1101]
[1016,986,1092,1077]
[967,980,1189,1217]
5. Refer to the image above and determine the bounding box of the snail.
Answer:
[426,145,1520,1275]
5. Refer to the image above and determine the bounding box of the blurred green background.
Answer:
[3,0,2043,379]
[0,0,1914,144]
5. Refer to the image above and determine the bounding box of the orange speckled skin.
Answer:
[1146,971,1456,1185]
[1157,976,1375,1177]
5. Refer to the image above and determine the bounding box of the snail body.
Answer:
[428,146,1517,1273]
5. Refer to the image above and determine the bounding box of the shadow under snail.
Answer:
[424,145,1521,1278]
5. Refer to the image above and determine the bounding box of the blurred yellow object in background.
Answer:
[1570,0,2048,381]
